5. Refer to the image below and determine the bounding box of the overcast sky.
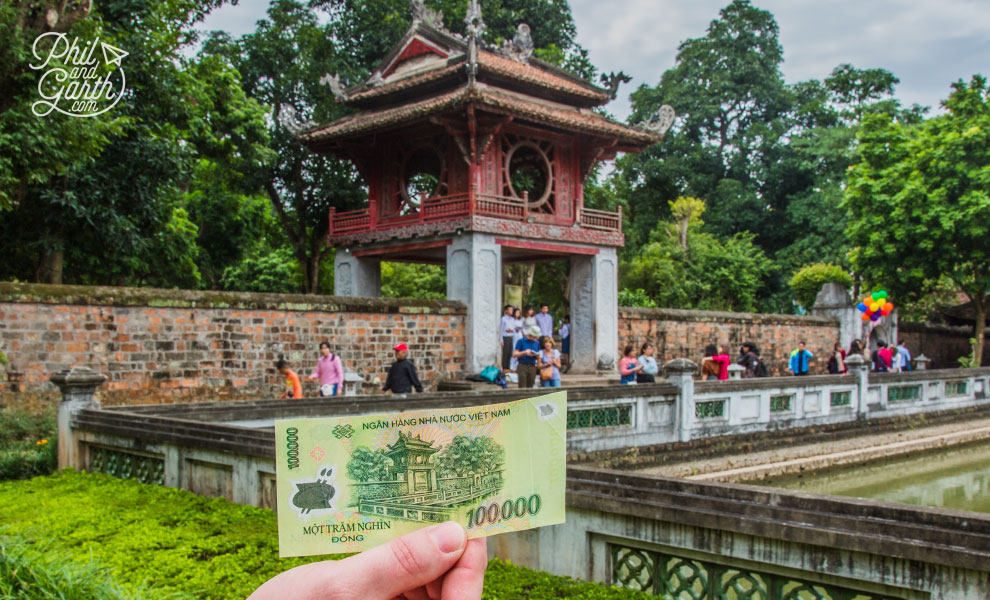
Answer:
[198,0,990,119]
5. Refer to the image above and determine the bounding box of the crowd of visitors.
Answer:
[497,302,571,388]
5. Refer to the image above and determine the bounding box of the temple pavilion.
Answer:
[293,0,672,373]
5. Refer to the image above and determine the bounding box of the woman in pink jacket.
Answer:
[308,341,343,396]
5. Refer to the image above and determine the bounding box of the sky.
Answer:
[197,0,990,120]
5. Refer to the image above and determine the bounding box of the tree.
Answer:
[381,263,446,300]
[622,198,775,312]
[346,447,392,482]
[434,436,505,477]
[788,263,853,312]
[844,76,990,365]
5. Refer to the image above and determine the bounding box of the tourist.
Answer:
[636,342,659,383]
[508,307,523,372]
[826,341,847,375]
[849,339,864,359]
[500,304,516,370]
[619,344,643,384]
[896,339,913,372]
[738,342,763,377]
[535,303,554,339]
[383,343,423,394]
[873,341,893,372]
[512,325,542,388]
[537,337,562,387]
[521,305,537,334]
[247,521,486,600]
[307,341,343,396]
[558,315,571,373]
[701,344,730,381]
[788,341,813,376]
[701,344,720,380]
[276,359,302,399]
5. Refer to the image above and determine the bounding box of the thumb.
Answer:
[334,521,467,599]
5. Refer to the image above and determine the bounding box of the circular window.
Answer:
[505,141,553,209]
[400,147,445,214]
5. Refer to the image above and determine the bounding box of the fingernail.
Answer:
[428,521,466,554]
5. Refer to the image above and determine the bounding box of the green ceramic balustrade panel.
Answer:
[770,395,793,413]
[887,386,921,403]
[830,391,852,407]
[89,445,165,486]
[567,405,632,429]
[610,544,904,600]
[945,381,967,397]
[695,400,725,419]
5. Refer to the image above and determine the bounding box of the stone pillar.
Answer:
[844,354,870,417]
[51,367,107,470]
[914,354,931,371]
[811,282,859,349]
[334,250,381,297]
[569,248,618,373]
[727,363,745,380]
[446,232,502,372]
[663,358,697,443]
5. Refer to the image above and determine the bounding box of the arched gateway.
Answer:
[294,1,670,373]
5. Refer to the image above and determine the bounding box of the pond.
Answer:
[758,440,990,514]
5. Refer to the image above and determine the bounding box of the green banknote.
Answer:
[274,391,566,557]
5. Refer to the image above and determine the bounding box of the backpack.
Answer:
[754,359,769,378]
[479,365,500,383]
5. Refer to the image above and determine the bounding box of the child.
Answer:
[276,359,302,399]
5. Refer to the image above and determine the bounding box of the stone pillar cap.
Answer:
[663,358,698,374]
[50,366,107,390]
[844,354,867,366]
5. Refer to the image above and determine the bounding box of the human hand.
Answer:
[248,521,487,600]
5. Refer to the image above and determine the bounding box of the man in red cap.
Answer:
[383,342,423,394]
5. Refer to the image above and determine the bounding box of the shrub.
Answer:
[0,409,57,481]
[0,472,650,599]
[0,535,186,599]
[788,263,854,310]
[618,288,658,308]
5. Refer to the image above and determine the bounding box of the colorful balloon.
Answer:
[870,303,880,312]
[881,306,891,316]
[861,313,871,321]
[870,312,881,322]
[857,302,868,312]
[877,290,887,300]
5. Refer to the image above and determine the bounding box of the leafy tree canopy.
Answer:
[844,75,990,364]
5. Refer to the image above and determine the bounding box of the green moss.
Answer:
[0,472,649,599]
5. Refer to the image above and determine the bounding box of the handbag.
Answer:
[479,365,500,383]
[539,352,555,381]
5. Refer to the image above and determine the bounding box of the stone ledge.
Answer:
[619,305,837,326]
[0,282,467,314]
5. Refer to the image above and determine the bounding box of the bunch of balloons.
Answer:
[857,291,894,322]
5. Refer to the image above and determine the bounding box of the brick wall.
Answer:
[0,283,466,408]
[899,322,990,369]
[617,307,841,376]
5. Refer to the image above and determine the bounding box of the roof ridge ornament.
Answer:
[278,104,315,135]
[319,73,348,102]
[497,23,533,63]
[464,0,485,84]
[410,0,444,29]
[600,71,632,100]
[639,104,676,137]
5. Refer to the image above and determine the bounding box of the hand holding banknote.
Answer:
[248,521,487,600]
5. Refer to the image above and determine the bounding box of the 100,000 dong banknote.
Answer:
[274,391,566,557]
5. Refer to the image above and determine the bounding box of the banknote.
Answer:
[274,391,566,557]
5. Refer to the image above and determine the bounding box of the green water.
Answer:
[759,440,990,514]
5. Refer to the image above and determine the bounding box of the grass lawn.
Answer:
[0,471,651,599]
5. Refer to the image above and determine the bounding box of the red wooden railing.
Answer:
[329,195,622,237]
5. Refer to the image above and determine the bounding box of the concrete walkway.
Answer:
[635,417,990,483]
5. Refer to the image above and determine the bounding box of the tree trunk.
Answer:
[35,224,64,284]
[973,295,986,367]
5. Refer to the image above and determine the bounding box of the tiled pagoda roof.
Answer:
[300,84,659,148]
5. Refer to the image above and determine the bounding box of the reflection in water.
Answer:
[759,441,990,514]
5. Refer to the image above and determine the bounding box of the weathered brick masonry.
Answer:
[618,307,841,376]
[0,283,466,409]
[1,282,977,409]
